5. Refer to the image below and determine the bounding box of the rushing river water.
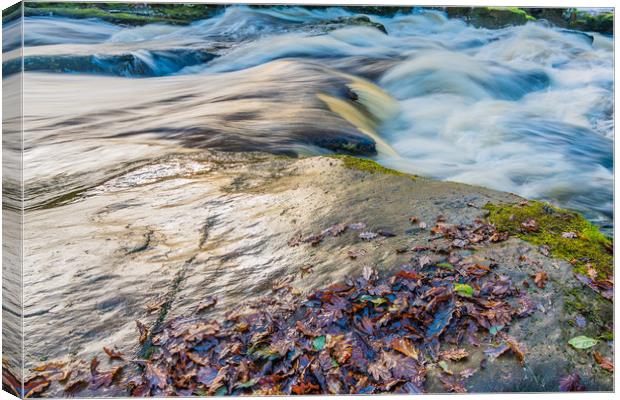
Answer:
[7,6,614,230]
[1,7,615,390]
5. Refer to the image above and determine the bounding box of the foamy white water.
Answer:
[9,6,614,229]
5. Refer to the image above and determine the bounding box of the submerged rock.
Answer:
[445,6,614,34]
[24,2,224,26]
[304,15,387,34]
[3,49,216,77]
[445,6,534,29]
[566,10,613,35]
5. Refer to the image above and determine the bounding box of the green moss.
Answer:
[330,155,416,180]
[484,201,612,277]
[568,10,614,34]
[486,7,529,17]
[24,3,223,26]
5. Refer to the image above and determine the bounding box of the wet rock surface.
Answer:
[19,153,612,396]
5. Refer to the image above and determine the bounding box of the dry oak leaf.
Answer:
[439,348,469,361]
[533,271,548,289]
[390,338,419,360]
[593,351,613,372]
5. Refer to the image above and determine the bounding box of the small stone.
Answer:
[575,315,587,328]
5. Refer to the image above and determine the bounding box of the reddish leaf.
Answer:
[505,337,526,365]
[396,269,423,280]
[103,346,124,360]
[292,381,320,394]
[593,351,613,372]
[24,377,50,398]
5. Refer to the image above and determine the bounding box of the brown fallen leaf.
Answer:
[324,223,347,237]
[103,346,124,360]
[32,360,66,372]
[391,338,419,360]
[459,368,478,378]
[144,362,167,390]
[287,232,303,247]
[521,218,539,232]
[438,374,467,393]
[304,233,324,246]
[505,337,526,365]
[299,264,314,278]
[146,297,166,313]
[136,320,148,344]
[489,231,508,242]
[89,357,123,389]
[396,269,423,280]
[439,348,469,361]
[409,216,418,224]
[347,248,366,259]
[196,296,217,313]
[64,378,88,395]
[24,376,51,398]
[593,351,613,372]
[586,265,598,280]
[292,381,320,394]
[533,271,548,288]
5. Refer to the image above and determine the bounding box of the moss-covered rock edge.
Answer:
[484,201,612,278]
[328,155,416,180]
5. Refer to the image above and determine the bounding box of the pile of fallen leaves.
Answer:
[126,266,532,395]
[14,218,611,397]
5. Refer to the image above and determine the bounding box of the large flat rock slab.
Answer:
[22,152,612,395]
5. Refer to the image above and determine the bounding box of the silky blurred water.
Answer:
[6,5,614,230]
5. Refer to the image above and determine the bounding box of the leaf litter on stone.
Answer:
[26,218,551,396]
